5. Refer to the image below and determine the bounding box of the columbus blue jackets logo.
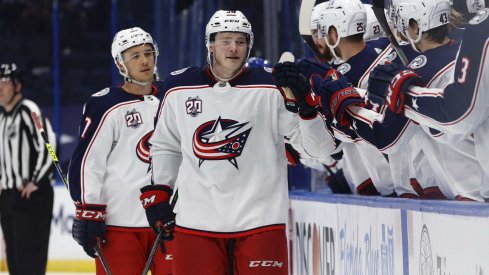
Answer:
[337,63,351,75]
[408,55,427,69]
[125,109,143,128]
[136,130,153,163]
[193,117,252,169]
[186,96,202,117]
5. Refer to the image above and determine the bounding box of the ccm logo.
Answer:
[141,195,156,207]
[165,254,173,260]
[249,261,284,268]
[75,209,106,220]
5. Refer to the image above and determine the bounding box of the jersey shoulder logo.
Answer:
[470,9,489,25]
[383,51,397,63]
[136,130,153,163]
[92,88,110,97]
[125,108,143,128]
[337,63,351,75]
[185,96,202,117]
[170,67,190,75]
[193,116,253,169]
[408,55,427,69]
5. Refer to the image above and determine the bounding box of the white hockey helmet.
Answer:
[205,10,253,60]
[363,4,386,41]
[394,0,451,44]
[317,0,367,43]
[111,27,159,85]
[310,2,330,30]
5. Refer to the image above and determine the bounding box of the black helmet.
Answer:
[0,63,24,85]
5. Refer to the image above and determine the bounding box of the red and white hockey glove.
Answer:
[72,204,107,258]
[316,71,364,126]
[140,185,175,241]
[368,63,424,114]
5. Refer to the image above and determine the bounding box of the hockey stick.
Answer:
[299,0,321,59]
[94,244,112,275]
[141,190,179,275]
[278,51,296,100]
[31,112,68,189]
[31,111,112,275]
[371,0,409,65]
[142,228,163,275]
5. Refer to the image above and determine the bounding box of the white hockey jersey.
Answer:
[68,85,163,229]
[150,66,334,236]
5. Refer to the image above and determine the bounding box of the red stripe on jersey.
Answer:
[106,225,154,232]
[80,100,140,204]
[175,224,286,238]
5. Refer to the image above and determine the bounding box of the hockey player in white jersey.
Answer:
[367,6,489,200]
[68,27,173,274]
[139,10,335,275]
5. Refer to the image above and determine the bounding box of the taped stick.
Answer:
[31,111,112,275]
[278,52,296,100]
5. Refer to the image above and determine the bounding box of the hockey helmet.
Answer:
[111,27,158,85]
[363,4,386,41]
[0,63,23,85]
[111,27,158,63]
[310,2,330,31]
[394,0,451,43]
[205,10,253,49]
[318,0,367,47]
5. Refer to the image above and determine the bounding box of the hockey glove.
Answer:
[72,204,107,258]
[272,61,320,117]
[140,185,175,241]
[316,71,364,126]
[368,63,424,114]
[296,58,332,79]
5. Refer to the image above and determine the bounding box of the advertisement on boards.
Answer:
[336,204,403,275]
[408,211,489,275]
[289,199,338,275]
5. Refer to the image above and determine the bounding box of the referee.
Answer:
[0,63,55,275]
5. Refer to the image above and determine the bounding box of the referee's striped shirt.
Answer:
[0,98,55,190]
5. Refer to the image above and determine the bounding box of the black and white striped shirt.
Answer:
[0,98,55,190]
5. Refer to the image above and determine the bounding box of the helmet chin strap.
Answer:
[119,62,151,86]
[405,30,423,53]
[325,36,341,60]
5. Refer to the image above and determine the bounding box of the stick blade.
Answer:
[299,0,316,35]
[279,52,295,63]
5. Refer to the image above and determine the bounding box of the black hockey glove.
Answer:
[140,185,175,241]
[296,58,333,80]
[368,62,424,114]
[72,204,107,258]
[272,61,320,117]
[315,70,364,126]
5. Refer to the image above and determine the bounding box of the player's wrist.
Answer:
[329,87,364,126]
[140,185,172,208]
[75,204,107,222]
